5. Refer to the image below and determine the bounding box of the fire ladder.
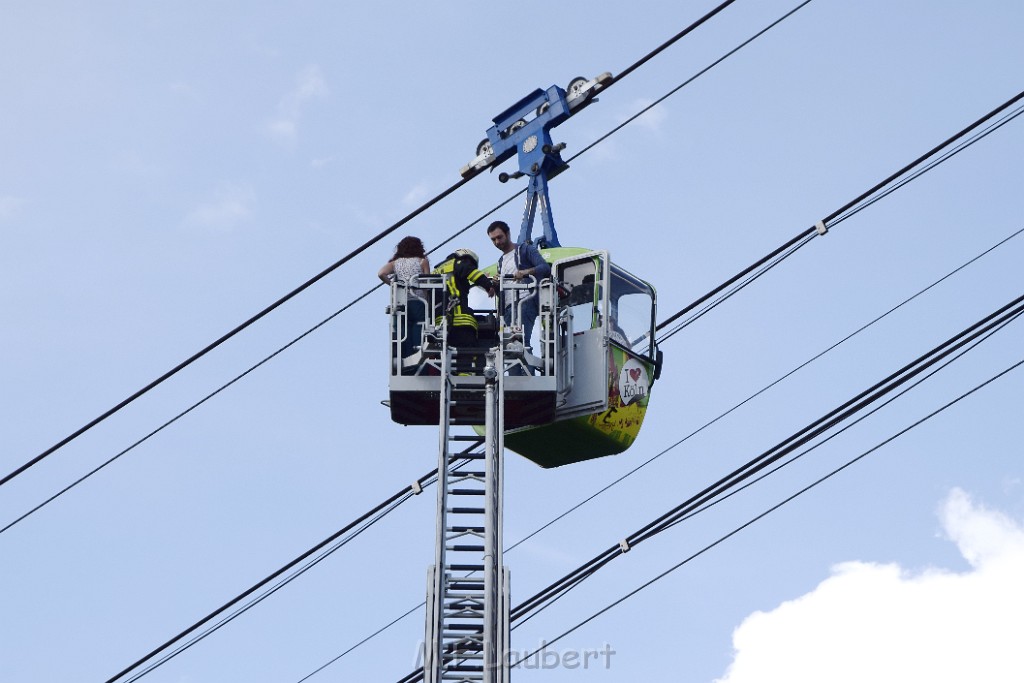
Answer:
[424,335,510,683]
[420,73,612,681]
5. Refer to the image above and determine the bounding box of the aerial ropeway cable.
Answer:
[654,88,1024,336]
[1,0,787,528]
[15,3,1024,678]
[508,353,1024,668]
[0,0,747,491]
[13,21,1024,683]
[390,291,1024,683]
[100,445,482,683]
[6,80,1020,535]
[101,222,1024,683]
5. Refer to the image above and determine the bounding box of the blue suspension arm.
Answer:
[460,74,612,249]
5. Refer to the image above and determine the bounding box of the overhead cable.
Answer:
[2,0,745,489]
[508,223,1024,551]
[49,30,1024,683]
[568,0,814,163]
[655,88,1024,334]
[1,191,522,534]
[606,0,740,86]
[109,222,1023,681]
[514,293,1024,622]
[393,292,1024,682]
[511,355,1024,668]
[119,494,411,683]
[292,225,1024,679]
[3,0,785,521]
[101,444,483,683]
[1,180,470,489]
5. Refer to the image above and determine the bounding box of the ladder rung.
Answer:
[450,488,484,496]
[447,564,484,572]
[447,544,484,552]
[452,452,485,460]
[446,600,484,610]
[447,526,485,533]
[442,635,483,643]
[442,641,484,654]
[448,582,484,591]
[442,638,483,649]
[449,507,484,514]
[444,609,483,619]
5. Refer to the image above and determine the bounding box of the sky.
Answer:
[1,2,1022,682]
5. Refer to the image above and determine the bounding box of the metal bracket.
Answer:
[815,219,828,236]
[459,73,613,247]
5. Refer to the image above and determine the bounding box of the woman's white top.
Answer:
[392,256,428,299]
[392,256,424,283]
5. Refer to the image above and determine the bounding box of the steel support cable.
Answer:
[8,2,1018,493]
[568,0,814,164]
[1,178,473,489]
[1,193,522,535]
[2,1,803,531]
[297,225,1024,680]
[3,1,744,490]
[509,292,1024,623]
[657,231,816,343]
[829,102,1024,228]
[120,493,412,683]
[294,602,425,683]
[34,13,1024,675]
[1,285,380,535]
[655,88,1024,334]
[510,356,1024,668]
[504,234,1023,604]
[46,93,1024,671]
[101,446,484,683]
[606,0,740,86]
[821,91,1024,228]
[653,307,1024,538]
[529,294,1024,613]
[393,295,1024,683]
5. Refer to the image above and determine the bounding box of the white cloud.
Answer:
[184,185,256,230]
[265,64,328,145]
[0,195,26,220]
[715,488,1024,683]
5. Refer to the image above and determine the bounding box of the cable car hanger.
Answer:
[460,73,613,248]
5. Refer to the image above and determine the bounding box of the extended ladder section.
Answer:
[424,338,510,683]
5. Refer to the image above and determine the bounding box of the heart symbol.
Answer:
[629,368,641,382]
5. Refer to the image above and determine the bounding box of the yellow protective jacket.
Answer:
[432,254,493,330]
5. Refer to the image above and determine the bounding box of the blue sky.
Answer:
[2,2,1023,681]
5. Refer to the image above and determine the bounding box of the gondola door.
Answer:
[554,250,610,419]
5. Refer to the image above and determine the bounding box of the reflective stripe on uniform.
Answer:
[435,313,478,330]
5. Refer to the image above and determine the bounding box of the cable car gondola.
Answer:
[385,75,663,467]
[479,247,661,467]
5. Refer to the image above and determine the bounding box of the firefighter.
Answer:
[432,248,496,350]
